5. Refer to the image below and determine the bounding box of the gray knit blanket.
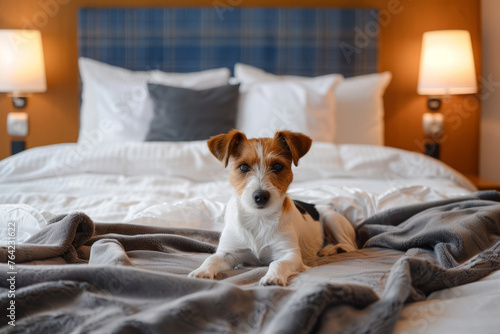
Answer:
[1,191,500,333]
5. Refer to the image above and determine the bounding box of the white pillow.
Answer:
[234,63,392,145]
[235,62,314,85]
[234,63,342,142]
[78,57,231,143]
[334,72,392,145]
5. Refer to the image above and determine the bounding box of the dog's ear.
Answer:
[207,130,247,167]
[274,131,312,166]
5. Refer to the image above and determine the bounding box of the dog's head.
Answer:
[207,130,312,214]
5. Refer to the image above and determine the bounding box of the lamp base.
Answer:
[12,97,27,109]
[427,97,441,111]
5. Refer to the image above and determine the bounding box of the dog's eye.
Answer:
[272,163,284,173]
[238,164,251,173]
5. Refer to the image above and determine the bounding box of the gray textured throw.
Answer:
[1,191,500,333]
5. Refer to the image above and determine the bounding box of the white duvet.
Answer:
[0,141,474,242]
[2,141,499,333]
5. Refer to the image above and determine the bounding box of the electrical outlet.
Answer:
[7,112,29,137]
[422,112,444,138]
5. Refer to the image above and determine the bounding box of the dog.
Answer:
[188,130,357,286]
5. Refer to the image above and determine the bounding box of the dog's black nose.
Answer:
[253,190,270,207]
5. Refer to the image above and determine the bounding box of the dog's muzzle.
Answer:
[253,190,270,208]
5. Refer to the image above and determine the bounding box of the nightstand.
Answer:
[465,175,500,191]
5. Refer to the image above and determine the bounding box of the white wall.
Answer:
[480,0,500,183]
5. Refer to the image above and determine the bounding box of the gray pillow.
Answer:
[145,83,240,141]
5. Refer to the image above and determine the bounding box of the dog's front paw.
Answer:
[259,273,288,286]
[188,267,216,279]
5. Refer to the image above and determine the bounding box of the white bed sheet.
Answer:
[1,141,498,332]
[394,269,500,334]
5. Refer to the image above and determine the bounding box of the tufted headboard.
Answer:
[78,8,378,77]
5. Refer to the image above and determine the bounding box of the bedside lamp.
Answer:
[0,30,47,154]
[417,30,477,159]
[0,29,47,108]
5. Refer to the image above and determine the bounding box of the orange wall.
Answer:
[0,0,481,175]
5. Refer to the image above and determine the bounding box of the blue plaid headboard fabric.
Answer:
[78,8,378,77]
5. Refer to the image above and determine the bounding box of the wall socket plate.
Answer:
[422,112,444,138]
[7,112,29,137]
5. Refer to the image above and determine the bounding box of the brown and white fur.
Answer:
[188,130,357,286]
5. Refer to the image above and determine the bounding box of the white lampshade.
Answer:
[418,30,477,96]
[0,30,47,95]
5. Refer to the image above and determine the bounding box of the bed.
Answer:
[1,8,500,334]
